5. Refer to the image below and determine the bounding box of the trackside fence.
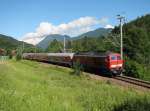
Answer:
[0,56,9,61]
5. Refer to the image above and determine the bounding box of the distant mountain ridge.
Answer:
[37,28,112,49]
[72,28,112,40]
[37,34,71,49]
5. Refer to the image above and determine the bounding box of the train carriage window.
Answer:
[111,56,117,60]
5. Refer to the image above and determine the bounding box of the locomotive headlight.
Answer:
[111,64,122,68]
[111,65,117,68]
[118,64,122,67]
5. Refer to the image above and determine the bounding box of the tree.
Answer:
[66,40,72,52]
[124,27,150,64]
[81,36,89,51]
[16,47,22,61]
[46,39,63,52]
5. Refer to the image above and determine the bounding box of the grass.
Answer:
[0,60,150,111]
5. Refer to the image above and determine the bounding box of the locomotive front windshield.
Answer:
[117,56,121,60]
[111,55,121,60]
[111,56,117,60]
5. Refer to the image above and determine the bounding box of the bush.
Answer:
[71,60,83,76]
[16,53,22,61]
[124,56,150,80]
[9,54,13,59]
[124,58,140,78]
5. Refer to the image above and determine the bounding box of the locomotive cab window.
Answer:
[111,56,117,60]
[117,56,121,60]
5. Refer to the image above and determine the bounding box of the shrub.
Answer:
[72,60,83,76]
[9,54,13,59]
[124,56,149,80]
[124,56,140,78]
[16,53,22,61]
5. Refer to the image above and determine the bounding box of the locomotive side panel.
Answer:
[73,55,108,71]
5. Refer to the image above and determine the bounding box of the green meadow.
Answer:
[0,60,150,111]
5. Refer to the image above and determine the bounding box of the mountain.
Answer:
[72,28,112,40]
[37,34,71,49]
[0,34,33,50]
[37,28,111,49]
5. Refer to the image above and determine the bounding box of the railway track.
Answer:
[114,76,150,89]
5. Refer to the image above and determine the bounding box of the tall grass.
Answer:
[0,60,149,111]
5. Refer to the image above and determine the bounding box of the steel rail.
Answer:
[114,76,150,88]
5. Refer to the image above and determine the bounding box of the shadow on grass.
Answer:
[113,96,150,111]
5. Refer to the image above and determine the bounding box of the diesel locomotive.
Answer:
[23,51,124,75]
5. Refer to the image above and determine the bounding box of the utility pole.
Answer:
[117,15,125,60]
[64,36,66,53]
[22,41,24,52]
[34,46,36,53]
[20,41,24,59]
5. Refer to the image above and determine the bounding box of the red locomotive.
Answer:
[23,51,124,75]
[73,51,123,74]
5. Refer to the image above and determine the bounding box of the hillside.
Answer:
[0,60,149,111]
[73,28,112,40]
[37,34,71,49]
[0,34,33,50]
[112,14,150,64]
[123,14,150,62]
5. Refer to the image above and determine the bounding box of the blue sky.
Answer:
[0,0,149,44]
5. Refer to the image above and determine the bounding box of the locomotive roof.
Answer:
[23,52,120,58]
[75,51,113,56]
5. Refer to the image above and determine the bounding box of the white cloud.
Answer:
[22,16,111,45]
[104,24,114,29]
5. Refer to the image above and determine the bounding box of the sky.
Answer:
[0,0,150,44]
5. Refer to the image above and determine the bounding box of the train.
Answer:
[22,51,124,75]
